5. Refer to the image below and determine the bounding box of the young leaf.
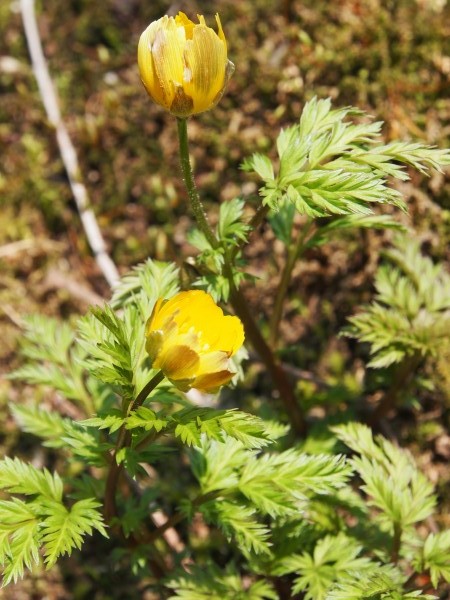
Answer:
[110,259,179,311]
[244,97,449,220]
[420,531,450,588]
[0,498,40,585]
[343,236,450,368]
[40,498,107,568]
[0,457,63,502]
[275,533,373,600]
[218,198,251,246]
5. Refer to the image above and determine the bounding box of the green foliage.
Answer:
[326,565,436,599]
[188,436,352,557]
[308,214,406,247]
[0,456,63,501]
[8,315,91,409]
[269,197,296,244]
[275,533,373,599]
[414,531,450,588]
[39,498,107,568]
[110,259,180,312]
[243,97,450,218]
[77,304,145,400]
[5,72,450,596]
[188,198,250,301]
[218,198,251,246]
[333,423,436,529]
[0,458,106,585]
[125,405,271,449]
[10,404,69,447]
[0,499,40,587]
[11,404,110,465]
[344,236,450,367]
[167,564,277,600]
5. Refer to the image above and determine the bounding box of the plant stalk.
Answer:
[369,353,422,426]
[269,220,314,347]
[145,491,218,545]
[225,259,306,436]
[391,521,402,564]
[176,118,306,436]
[104,370,165,523]
[176,118,219,249]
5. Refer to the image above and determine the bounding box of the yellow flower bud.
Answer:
[146,290,244,392]
[138,12,234,117]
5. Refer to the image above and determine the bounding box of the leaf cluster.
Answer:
[0,457,106,586]
[344,235,450,367]
[188,198,250,301]
[243,97,450,219]
[187,436,352,557]
[333,423,436,530]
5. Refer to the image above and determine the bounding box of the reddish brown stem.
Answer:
[369,354,422,426]
[229,284,306,436]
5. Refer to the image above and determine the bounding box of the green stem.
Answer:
[176,117,219,249]
[104,370,165,524]
[269,220,314,347]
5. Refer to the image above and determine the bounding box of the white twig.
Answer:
[20,0,120,288]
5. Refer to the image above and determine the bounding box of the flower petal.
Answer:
[138,19,169,108]
[197,350,230,374]
[145,330,164,362]
[151,18,186,105]
[154,344,199,380]
[192,370,235,392]
[183,24,227,113]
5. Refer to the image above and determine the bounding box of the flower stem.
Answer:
[104,370,165,524]
[176,117,219,249]
[269,220,315,347]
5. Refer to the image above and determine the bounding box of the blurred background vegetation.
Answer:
[0,0,449,597]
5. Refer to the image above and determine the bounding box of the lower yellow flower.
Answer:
[146,290,244,392]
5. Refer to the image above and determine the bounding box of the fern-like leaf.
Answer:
[40,498,107,568]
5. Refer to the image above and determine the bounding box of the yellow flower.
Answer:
[138,12,234,117]
[145,290,244,392]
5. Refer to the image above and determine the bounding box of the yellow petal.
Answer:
[175,11,195,39]
[197,350,230,375]
[145,330,164,362]
[155,344,199,379]
[138,19,169,108]
[146,298,164,332]
[183,25,227,113]
[173,291,221,334]
[192,370,234,392]
[145,290,245,393]
[151,18,186,106]
[215,14,226,49]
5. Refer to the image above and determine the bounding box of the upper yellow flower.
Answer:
[145,290,244,392]
[138,12,234,117]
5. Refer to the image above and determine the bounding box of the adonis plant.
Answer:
[3,7,450,599]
